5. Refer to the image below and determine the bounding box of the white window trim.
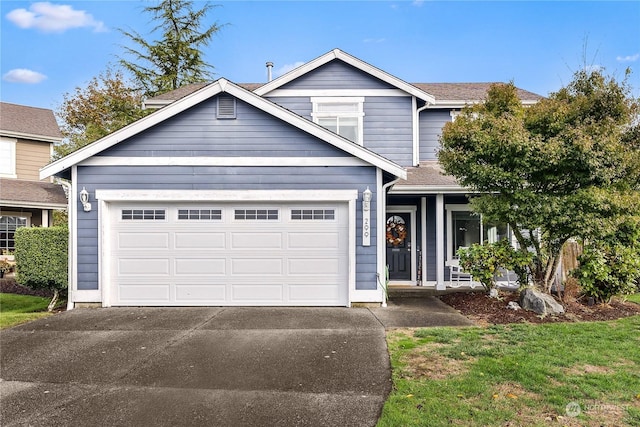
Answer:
[311,96,365,145]
[0,137,17,178]
[445,204,483,261]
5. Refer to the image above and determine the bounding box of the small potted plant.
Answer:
[0,259,11,278]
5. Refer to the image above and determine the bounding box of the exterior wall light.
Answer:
[79,187,92,212]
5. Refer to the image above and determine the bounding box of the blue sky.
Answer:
[1,1,639,111]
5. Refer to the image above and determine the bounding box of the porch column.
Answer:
[41,209,50,227]
[436,193,445,290]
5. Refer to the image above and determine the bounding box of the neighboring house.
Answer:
[0,102,67,252]
[41,49,542,308]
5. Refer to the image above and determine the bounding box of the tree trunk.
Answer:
[47,288,59,312]
[544,253,562,293]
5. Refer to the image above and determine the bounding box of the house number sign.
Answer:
[362,187,372,246]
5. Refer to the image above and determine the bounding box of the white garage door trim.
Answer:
[96,190,358,307]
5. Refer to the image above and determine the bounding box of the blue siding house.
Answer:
[41,49,542,308]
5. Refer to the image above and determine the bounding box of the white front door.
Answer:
[108,202,349,306]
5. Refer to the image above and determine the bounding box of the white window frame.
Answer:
[0,212,31,251]
[446,204,482,261]
[0,137,17,178]
[311,97,365,145]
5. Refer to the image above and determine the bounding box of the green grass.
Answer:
[378,317,640,427]
[627,293,640,304]
[0,293,56,329]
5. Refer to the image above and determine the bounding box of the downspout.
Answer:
[378,176,401,307]
[55,178,74,311]
[414,100,431,166]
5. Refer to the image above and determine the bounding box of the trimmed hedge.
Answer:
[14,227,68,292]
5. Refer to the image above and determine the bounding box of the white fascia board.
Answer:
[95,189,359,202]
[1,130,61,144]
[0,200,67,209]
[431,99,539,109]
[255,49,436,105]
[80,156,369,167]
[389,185,470,194]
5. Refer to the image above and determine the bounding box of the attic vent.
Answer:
[217,95,236,119]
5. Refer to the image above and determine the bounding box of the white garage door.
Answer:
[108,202,349,306]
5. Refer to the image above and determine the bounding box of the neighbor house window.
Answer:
[0,215,28,251]
[311,97,364,144]
[0,137,17,177]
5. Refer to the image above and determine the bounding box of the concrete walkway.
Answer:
[0,297,471,426]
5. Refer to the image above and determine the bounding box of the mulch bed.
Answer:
[439,290,640,325]
[0,276,54,298]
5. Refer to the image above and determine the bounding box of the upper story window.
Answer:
[311,97,364,145]
[0,137,17,178]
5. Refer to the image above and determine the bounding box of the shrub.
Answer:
[458,240,532,292]
[14,227,68,311]
[573,219,640,303]
[574,243,640,304]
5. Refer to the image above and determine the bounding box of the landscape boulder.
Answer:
[519,287,565,316]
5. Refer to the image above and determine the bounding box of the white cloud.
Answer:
[276,61,305,77]
[616,53,639,62]
[364,38,386,44]
[412,0,425,6]
[6,2,106,33]
[3,69,48,84]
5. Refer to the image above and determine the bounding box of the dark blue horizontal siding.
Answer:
[281,61,395,90]
[364,96,413,166]
[76,165,379,293]
[104,97,347,158]
[419,110,451,161]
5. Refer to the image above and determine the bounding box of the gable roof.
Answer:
[254,49,437,104]
[413,83,543,108]
[0,102,62,143]
[41,79,406,180]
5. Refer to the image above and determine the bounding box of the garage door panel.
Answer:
[119,258,170,275]
[110,202,349,306]
[289,284,341,302]
[287,232,341,249]
[175,258,226,275]
[175,232,225,249]
[231,258,283,275]
[119,284,171,302]
[288,258,341,275]
[175,284,226,302]
[118,232,169,249]
[231,284,284,301]
[231,232,282,249]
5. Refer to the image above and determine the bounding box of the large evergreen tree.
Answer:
[119,0,223,97]
[439,70,640,291]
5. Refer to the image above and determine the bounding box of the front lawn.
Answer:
[0,293,56,329]
[378,317,640,427]
[627,293,640,304]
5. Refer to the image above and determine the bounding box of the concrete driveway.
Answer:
[0,307,392,427]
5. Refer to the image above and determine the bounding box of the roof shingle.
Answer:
[0,178,67,207]
[0,102,62,141]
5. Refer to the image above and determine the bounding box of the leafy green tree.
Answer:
[118,0,224,97]
[55,67,148,158]
[439,70,640,292]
